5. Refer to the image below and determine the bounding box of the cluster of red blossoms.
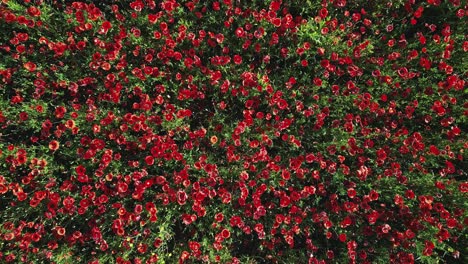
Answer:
[0,0,466,263]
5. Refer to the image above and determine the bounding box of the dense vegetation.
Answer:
[0,0,466,263]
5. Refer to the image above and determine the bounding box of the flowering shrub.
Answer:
[0,0,466,263]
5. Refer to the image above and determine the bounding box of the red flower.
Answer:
[27,6,41,17]
[145,155,154,165]
[214,213,224,222]
[19,112,28,121]
[269,1,281,11]
[210,136,218,145]
[369,190,379,201]
[0,184,8,194]
[63,196,75,209]
[459,182,468,193]
[338,233,347,242]
[117,182,128,193]
[177,190,187,205]
[367,211,379,225]
[56,226,66,236]
[23,61,36,72]
[99,21,112,34]
[235,27,245,38]
[423,240,434,256]
[319,8,328,19]
[49,140,59,151]
[189,241,200,252]
[77,174,88,183]
[221,229,231,239]
[75,165,86,176]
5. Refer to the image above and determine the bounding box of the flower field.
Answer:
[0,0,467,263]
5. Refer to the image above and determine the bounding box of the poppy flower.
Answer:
[145,155,154,165]
[338,233,347,242]
[215,213,224,222]
[221,229,231,239]
[0,184,7,194]
[49,140,59,151]
[27,6,41,17]
[56,227,66,236]
[23,61,36,72]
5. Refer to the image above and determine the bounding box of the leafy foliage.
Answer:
[0,0,466,263]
